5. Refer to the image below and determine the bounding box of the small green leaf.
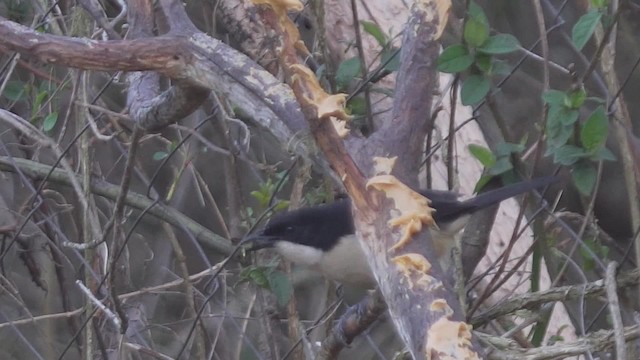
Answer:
[34,90,49,110]
[601,13,615,29]
[461,75,490,105]
[380,47,401,72]
[495,142,525,157]
[468,144,496,167]
[547,124,574,150]
[478,34,520,54]
[43,112,58,132]
[250,190,269,207]
[247,268,270,288]
[488,157,513,176]
[548,105,579,127]
[347,96,367,116]
[468,1,489,27]
[361,20,387,47]
[2,81,27,101]
[153,151,168,161]
[464,17,489,47]
[238,265,266,287]
[591,0,607,10]
[475,53,492,73]
[274,200,290,211]
[473,175,493,193]
[572,161,597,195]
[593,147,616,161]
[580,238,598,271]
[580,106,608,152]
[491,59,512,75]
[572,9,602,50]
[567,87,587,109]
[554,145,586,165]
[268,271,292,307]
[437,45,474,73]
[336,57,361,90]
[542,90,567,106]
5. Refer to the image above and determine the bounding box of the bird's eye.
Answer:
[285,226,294,233]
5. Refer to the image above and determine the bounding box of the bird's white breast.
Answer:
[274,235,376,288]
[274,241,323,266]
[318,235,376,287]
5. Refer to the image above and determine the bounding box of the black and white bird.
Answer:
[245,177,556,287]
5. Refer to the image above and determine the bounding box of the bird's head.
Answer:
[243,200,353,254]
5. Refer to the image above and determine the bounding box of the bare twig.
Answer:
[479,324,640,360]
[76,280,121,329]
[471,269,640,327]
[605,262,626,360]
[0,155,234,254]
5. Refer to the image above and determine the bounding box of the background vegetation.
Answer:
[0,0,639,359]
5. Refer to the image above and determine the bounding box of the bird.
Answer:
[244,176,557,288]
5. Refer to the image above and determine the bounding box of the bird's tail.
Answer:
[464,175,559,211]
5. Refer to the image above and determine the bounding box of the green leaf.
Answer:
[491,59,512,75]
[468,144,496,167]
[542,90,567,106]
[580,106,608,152]
[268,271,292,307]
[437,45,474,73]
[488,157,513,176]
[274,200,290,211]
[347,96,367,116]
[43,112,58,132]
[336,57,361,90]
[468,1,489,28]
[250,190,270,207]
[567,87,587,109]
[591,0,608,10]
[495,142,525,156]
[572,9,602,50]
[475,53,492,73]
[2,81,27,101]
[246,267,270,288]
[572,161,597,195]
[547,124,574,150]
[153,151,168,161]
[464,17,489,47]
[461,75,490,105]
[473,175,493,193]
[601,13,615,29]
[554,145,586,165]
[548,105,579,128]
[380,47,401,72]
[478,34,520,54]
[34,90,49,110]
[593,147,616,161]
[361,20,387,47]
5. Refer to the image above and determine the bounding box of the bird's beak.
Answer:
[241,232,278,252]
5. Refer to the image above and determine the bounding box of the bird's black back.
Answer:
[259,176,556,251]
[262,200,353,251]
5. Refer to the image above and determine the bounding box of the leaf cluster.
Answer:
[437,2,520,105]
[542,89,614,194]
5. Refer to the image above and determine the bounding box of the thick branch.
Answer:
[0,17,333,173]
